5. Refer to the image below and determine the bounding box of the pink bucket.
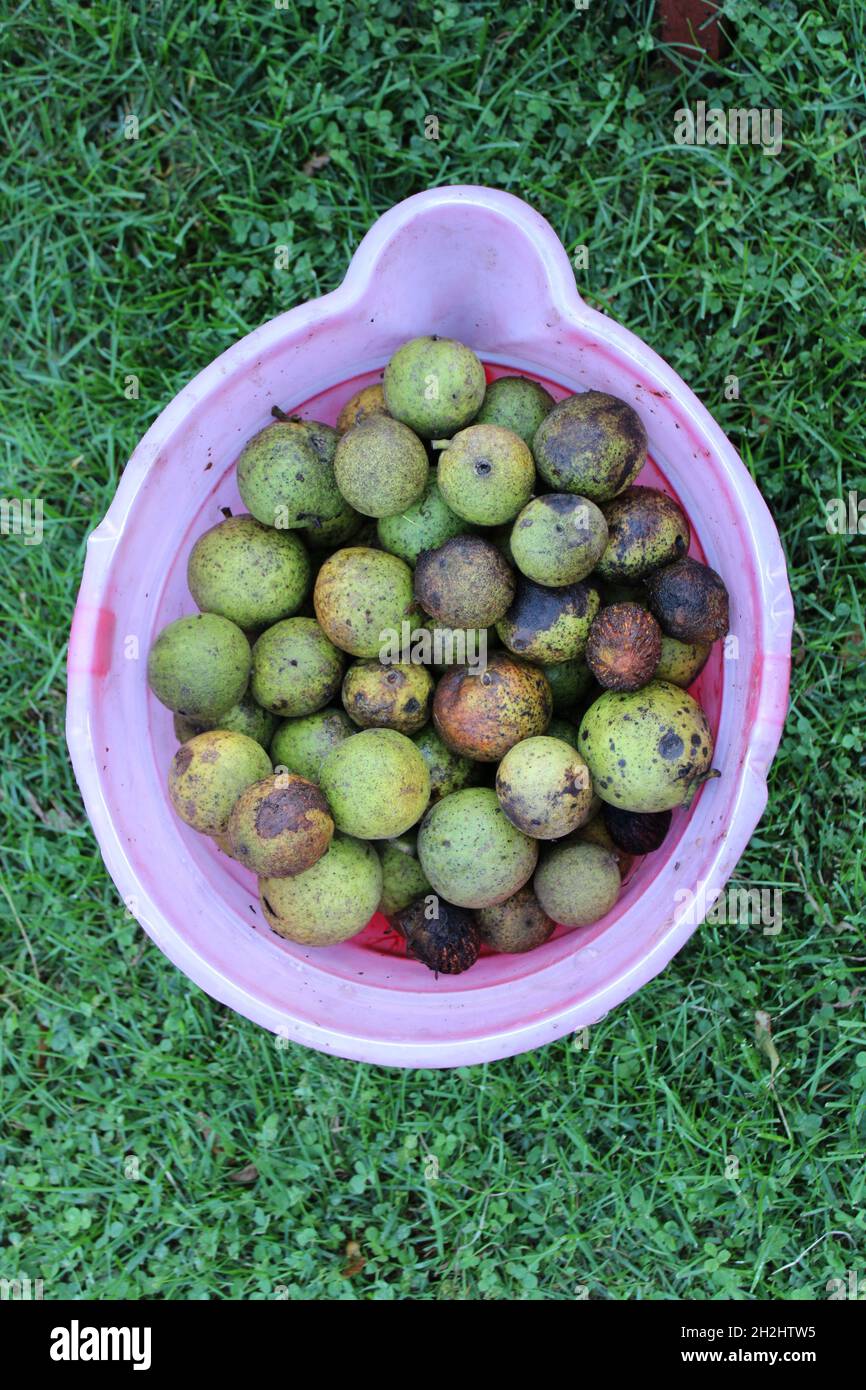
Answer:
[66,186,793,1067]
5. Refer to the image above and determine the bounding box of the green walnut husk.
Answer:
[578,812,615,848]
[314,546,420,658]
[148,613,251,721]
[473,375,555,447]
[376,469,471,565]
[174,712,208,743]
[412,726,479,802]
[540,657,594,713]
[227,773,334,877]
[187,513,311,630]
[173,691,277,750]
[495,735,595,840]
[654,634,712,687]
[436,424,535,526]
[578,679,716,812]
[546,717,581,751]
[301,497,365,550]
[337,383,389,434]
[342,660,433,734]
[383,335,486,439]
[533,390,647,502]
[319,727,431,839]
[476,885,556,954]
[510,493,608,586]
[236,419,343,529]
[334,414,429,518]
[270,706,355,782]
[576,812,627,873]
[496,576,601,665]
[251,617,344,717]
[259,833,382,946]
[534,840,622,927]
[167,730,272,835]
[417,786,538,910]
[378,833,432,917]
[596,485,690,581]
[487,521,516,566]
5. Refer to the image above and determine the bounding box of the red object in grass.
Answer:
[658,0,728,62]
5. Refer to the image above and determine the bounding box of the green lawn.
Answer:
[1,0,864,1300]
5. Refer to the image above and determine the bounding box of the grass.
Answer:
[1,0,865,1300]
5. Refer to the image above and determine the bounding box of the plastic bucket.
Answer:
[67,186,793,1068]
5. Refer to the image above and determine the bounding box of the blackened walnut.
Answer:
[602,804,672,855]
[586,603,662,692]
[645,556,729,644]
[394,896,482,975]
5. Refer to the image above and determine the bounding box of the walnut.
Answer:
[586,602,662,692]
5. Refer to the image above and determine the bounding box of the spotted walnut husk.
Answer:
[415,534,515,628]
